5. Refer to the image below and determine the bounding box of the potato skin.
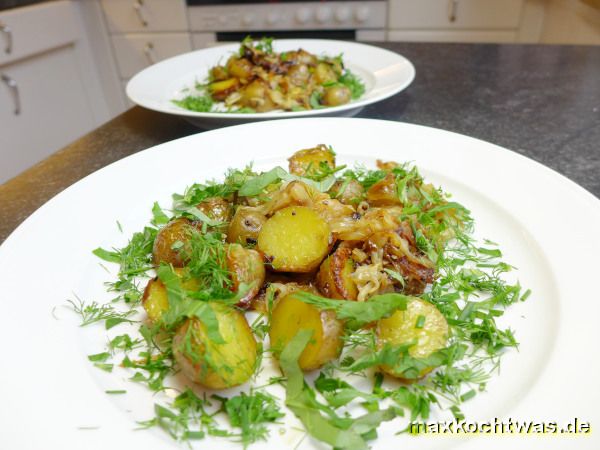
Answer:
[227,207,267,246]
[172,303,257,389]
[152,218,201,267]
[142,269,200,324]
[322,85,351,107]
[316,247,358,300]
[226,243,265,309]
[269,292,343,371]
[258,206,331,273]
[377,297,448,379]
[288,145,336,177]
[196,197,232,224]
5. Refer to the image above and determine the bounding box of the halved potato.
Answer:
[258,206,331,272]
[288,145,336,177]
[208,78,239,101]
[227,207,267,246]
[152,218,201,267]
[316,247,358,300]
[226,243,265,309]
[141,268,200,324]
[172,302,257,389]
[269,292,343,371]
[377,297,448,379]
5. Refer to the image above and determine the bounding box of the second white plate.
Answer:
[126,40,415,128]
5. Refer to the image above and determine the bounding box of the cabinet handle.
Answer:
[1,73,20,115]
[0,22,13,54]
[143,42,155,65]
[133,0,148,27]
[448,0,459,22]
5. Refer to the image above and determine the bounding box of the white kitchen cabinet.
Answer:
[100,0,188,33]
[0,1,110,184]
[389,0,524,29]
[111,33,192,79]
[387,0,544,43]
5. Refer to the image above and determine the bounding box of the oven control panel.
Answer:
[188,1,387,31]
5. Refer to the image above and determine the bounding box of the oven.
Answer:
[186,0,387,48]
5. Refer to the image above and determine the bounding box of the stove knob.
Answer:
[335,7,351,23]
[267,12,280,25]
[242,13,255,26]
[295,8,311,24]
[316,7,332,23]
[355,6,370,23]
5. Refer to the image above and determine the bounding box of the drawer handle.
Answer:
[143,42,155,65]
[0,22,13,54]
[448,0,459,22]
[1,73,20,115]
[133,0,148,27]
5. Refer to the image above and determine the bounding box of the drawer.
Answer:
[101,0,188,33]
[111,33,192,79]
[389,0,524,29]
[0,1,79,66]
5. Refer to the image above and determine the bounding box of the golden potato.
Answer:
[322,85,351,107]
[227,207,267,246]
[208,78,239,101]
[141,268,200,323]
[258,206,331,272]
[288,145,336,177]
[316,247,358,300]
[226,57,253,79]
[313,62,337,85]
[226,243,265,309]
[377,297,448,379]
[269,292,343,371]
[196,197,233,225]
[172,303,257,389]
[287,64,310,86]
[366,173,402,206]
[210,65,228,82]
[286,49,317,66]
[152,218,201,267]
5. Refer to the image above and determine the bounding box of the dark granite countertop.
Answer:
[1,42,599,244]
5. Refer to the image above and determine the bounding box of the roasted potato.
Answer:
[288,145,336,177]
[366,173,402,206]
[329,179,364,205]
[152,218,201,267]
[227,207,267,246]
[196,197,233,224]
[226,57,253,79]
[313,62,337,85]
[288,64,310,86]
[322,85,351,107]
[377,297,448,379]
[316,247,358,300]
[226,243,265,309]
[141,268,200,323]
[269,292,343,371]
[210,65,229,82]
[208,78,239,101]
[172,302,257,389]
[258,206,331,272]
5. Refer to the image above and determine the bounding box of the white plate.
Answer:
[1,118,599,450]
[126,40,415,128]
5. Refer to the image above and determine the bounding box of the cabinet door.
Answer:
[101,0,188,33]
[389,0,524,29]
[0,45,95,184]
[111,33,192,79]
